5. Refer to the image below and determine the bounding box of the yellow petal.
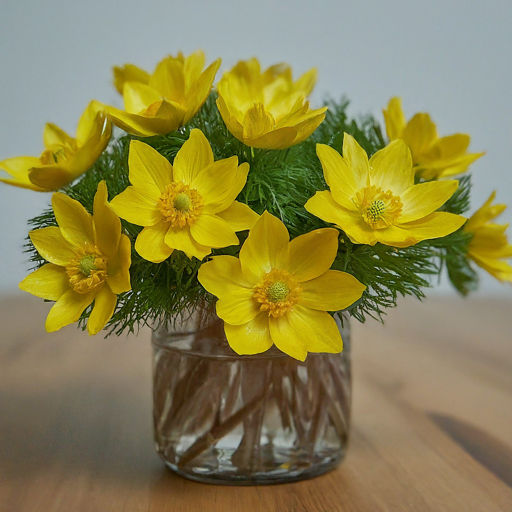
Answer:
[300,270,366,311]
[217,201,260,231]
[305,191,377,245]
[87,286,118,335]
[402,113,437,163]
[399,180,458,223]
[289,110,326,146]
[398,212,467,244]
[28,165,73,190]
[286,228,339,281]
[468,253,512,282]
[75,101,109,146]
[369,139,414,195]
[216,96,244,140]
[164,225,211,260]
[0,157,48,192]
[244,126,297,150]
[189,214,239,248]
[92,181,121,258]
[465,192,502,231]
[183,58,221,123]
[239,211,289,282]
[149,56,185,103]
[173,129,214,185]
[52,192,95,248]
[123,81,163,114]
[373,225,416,248]
[224,312,273,356]
[294,67,317,96]
[191,156,239,206]
[217,287,260,325]
[184,50,206,86]
[135,220,174,263]
[342,134,370,190]
[103,103,182,137]
[29,226,75,266]
[107,234,132,294]
[383,97,406,140]
[198,255,254,299]
[316,144,358,211]
[270,306,342,361]
[43,123,74,148]
[45,288,95,332]
[110,186,162,227]
[113,63,150,94]
[19,263,70,301]
[242,103,274,140]
[128,140,173,195]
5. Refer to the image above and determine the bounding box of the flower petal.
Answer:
[305,191,377,245]
[164,225,211,260]
[93,181,121,258]
[107,234,132,294]
[369,139,414,195]
[173,128,214,185]
[183,58,221,123]
[110,186,162,227]
[217,287,260,325]
[270,306,342,361]
[43,123,74,148]
[87,286,118,335]
[45,288,95,332]
[129,140,173,195]
[300,270,366,311]
[28,165,74,190]
[198,255,254,299]
[399,212,467,243]
[0,157,48,191]
[373,225,416,247]
[239,211,289,282]
[29,227,75,266]
[382,97,406,140]
[216,201,259,231]
[224,312,273,356]
[189,214,239,248]
[402,113,437,163]
[244,126,297,150]
[123,81,163,113]
[113,63,150,94]
[52,192,95,248]
[342,134,370,191]
[286,228,339,281]
[316,144,358,210]
[191,156,239,206]
[135,220,174,263]
[19,263,70,301]
[149,56,185,103]
[399,180,459,223]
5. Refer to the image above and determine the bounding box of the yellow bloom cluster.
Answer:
[4,50,509,351]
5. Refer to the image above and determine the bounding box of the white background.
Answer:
[1,0,511,297]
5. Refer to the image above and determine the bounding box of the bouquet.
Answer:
[3,51,511,484]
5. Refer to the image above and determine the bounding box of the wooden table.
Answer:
[0,295,511,511]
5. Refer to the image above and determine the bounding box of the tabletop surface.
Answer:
[0,294,511,512]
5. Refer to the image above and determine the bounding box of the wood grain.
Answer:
[0,294,511,511]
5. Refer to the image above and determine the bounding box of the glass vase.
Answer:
[151,307,351,485]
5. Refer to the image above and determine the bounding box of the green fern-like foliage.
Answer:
[25,92,477,335]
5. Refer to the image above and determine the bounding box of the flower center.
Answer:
[40,144,75,165]
[66,248,108,294]
[353,185,403,229]
[158,182,203,228]
[253,268,301,318]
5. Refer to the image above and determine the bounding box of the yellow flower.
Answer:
[198,212,366,361]
[99,51,221,137]
[305,134,466,247]
[465,192,512,282]
[0,102,111,192]
[216,58,327,150]
[19,181,131,334]
[110,129,259,262]
[383,97,484,180]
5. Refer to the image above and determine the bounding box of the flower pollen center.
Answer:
[354,185,403,229]
[253,268,301,318]
[158,182,203,228]
[66,247,107,294]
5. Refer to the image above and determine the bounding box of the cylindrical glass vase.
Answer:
[151,308,351,485]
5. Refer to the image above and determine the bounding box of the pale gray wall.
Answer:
[1,0,511,295]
